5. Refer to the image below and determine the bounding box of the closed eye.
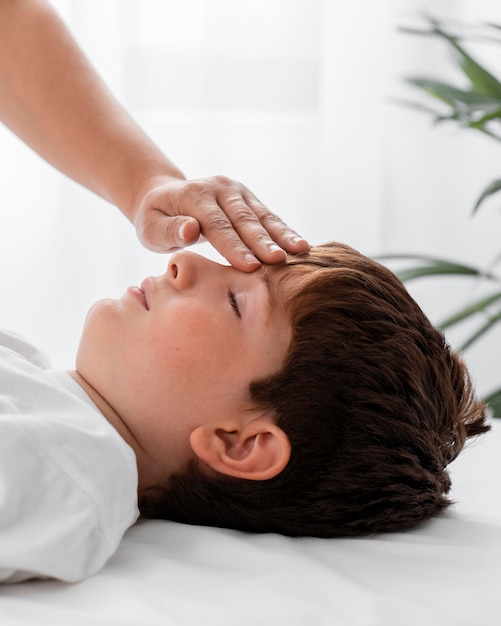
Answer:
[227,289,241,318]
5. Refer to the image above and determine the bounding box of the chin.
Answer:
[76,305,114,376]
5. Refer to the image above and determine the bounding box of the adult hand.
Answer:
[132,175,310,271]
[0,1,309,270]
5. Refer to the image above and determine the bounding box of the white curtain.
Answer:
[0,0,499,395]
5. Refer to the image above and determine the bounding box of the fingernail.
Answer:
[244,253,260,266]
[269,244,284,254]
[177,221,188,242]
[291,236,310,250]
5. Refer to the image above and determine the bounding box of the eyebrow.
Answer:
[259,267,281,326]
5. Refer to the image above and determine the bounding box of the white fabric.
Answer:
[0,330,139,583]
[1,416,499,624]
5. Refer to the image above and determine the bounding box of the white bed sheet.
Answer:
[1,420,500,626]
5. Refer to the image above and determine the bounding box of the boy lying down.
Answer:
[0,241,489,583]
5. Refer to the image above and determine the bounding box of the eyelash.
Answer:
[227,289,241,318]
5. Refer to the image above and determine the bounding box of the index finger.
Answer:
[240,191,310,256]
[212,187,309,265]
[198,204,265,271]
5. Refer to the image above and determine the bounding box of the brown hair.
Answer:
[140,242,489,537]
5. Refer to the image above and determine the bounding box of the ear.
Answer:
[189,416,291,481]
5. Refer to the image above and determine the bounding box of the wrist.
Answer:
[117,167,186,225]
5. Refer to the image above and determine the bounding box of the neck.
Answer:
[66,369,152,493]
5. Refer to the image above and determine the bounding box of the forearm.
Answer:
[0,0,309,266]
[0,0,185,220]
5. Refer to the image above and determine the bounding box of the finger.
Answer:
[177,217,202,246]
[208,195,286,265]
[214,179,309,259]
[198,205,263,271]
[216,192,307,264]
[220,197,287,263]
[259,211,310,253]
[137,211,201,253]
[243,192,310,254]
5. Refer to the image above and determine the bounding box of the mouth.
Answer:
[140,277,153,311]
[127,285,149,310]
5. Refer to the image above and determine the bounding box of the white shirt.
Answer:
[0,330,139,583]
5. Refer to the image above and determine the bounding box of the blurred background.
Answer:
[0,0,499,399]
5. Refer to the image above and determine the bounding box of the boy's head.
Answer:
[74,247,293,492]
[138,242,489,537]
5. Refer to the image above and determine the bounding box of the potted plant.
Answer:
[380,16,501,416]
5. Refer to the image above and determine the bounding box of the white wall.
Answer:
[0,0,499,398]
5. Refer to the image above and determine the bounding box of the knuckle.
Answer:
[212,174,234,188]
[135,214,153,240]
[260,210,284,226]
[230,205,259,226]
[252,230,273,244]
[205,213,233,233]
[184,179,206,198]
[136,210,178,253]
[136,221,159,252]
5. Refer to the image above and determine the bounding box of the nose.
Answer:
[166,250,215,289]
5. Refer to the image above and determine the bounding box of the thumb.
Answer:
[138,214,201,252]
[175,217,202,246]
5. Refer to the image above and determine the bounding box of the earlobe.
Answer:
[189,418,291,481]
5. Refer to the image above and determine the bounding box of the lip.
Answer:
[127,285,149,310]
[140,277,153,310]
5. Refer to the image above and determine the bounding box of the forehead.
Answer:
[260,259,318,315]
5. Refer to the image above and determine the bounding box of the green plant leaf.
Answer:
[378,254,499,282]
[470,106,501,125]
[379,258,486,283]
[405,78,459,111]
[459,309,501,350]
[390,96,456,122]
[472,177,501,213]
[397,18,501,414]
[472,126,501,142]
[484,22,501,33]
[432,25,501,98]
[483,387,501,417]
[406,78,501,110]
[397,264,476,282]
[439,291,501,329]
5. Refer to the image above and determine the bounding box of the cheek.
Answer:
[150,321,237,395]
[149,329,203,379]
